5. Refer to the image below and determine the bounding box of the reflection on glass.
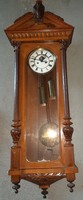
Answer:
[26,123,59,162]
[39,123,59,148]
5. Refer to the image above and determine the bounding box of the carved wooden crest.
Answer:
[5,11,74,45]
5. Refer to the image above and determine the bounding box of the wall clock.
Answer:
[5,0,78,198]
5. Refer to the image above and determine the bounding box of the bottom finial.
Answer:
[12,183,20,193]
[67,181,75,192]
[41,188,48,198]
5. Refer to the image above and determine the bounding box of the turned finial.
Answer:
[33,0,45,22]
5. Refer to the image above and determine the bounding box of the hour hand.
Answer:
[39,56,45,62]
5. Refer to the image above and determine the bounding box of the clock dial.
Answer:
[28,48,57,74]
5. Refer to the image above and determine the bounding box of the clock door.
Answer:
[19,42,64,166]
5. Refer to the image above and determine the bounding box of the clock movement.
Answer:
[5,0,78,198]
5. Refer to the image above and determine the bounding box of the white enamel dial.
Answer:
[28,48,57,74]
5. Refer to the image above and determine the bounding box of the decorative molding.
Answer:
[7,30,72,43]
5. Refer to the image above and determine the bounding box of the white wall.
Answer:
[0,0,83,200]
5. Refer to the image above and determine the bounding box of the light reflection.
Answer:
[39,123,59,148]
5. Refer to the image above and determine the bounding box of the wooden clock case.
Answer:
[5,1,78,197]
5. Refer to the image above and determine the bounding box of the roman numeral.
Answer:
[41,50,43,54]
[49,64,52,67]
[36,52,38,55]
[30,60,34,62]
[46,67,48,71]
[49,60,53,62]
[41,68,43,72]
[31,56,35,59]
[48,55,52,58]
[31,64,35,67]
[36,67,38,71]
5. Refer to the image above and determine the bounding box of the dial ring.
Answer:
[28,48,57,74]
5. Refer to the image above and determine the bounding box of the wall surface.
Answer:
[0,0,83,200]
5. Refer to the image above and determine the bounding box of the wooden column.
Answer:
[11,43,21,145]
[60,40,76,192]
[60,41,73,147]
[10,43,21,193]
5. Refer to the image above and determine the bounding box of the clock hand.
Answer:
[39,56,48,64]
[39,56,45,62]
[32,56,48,63]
